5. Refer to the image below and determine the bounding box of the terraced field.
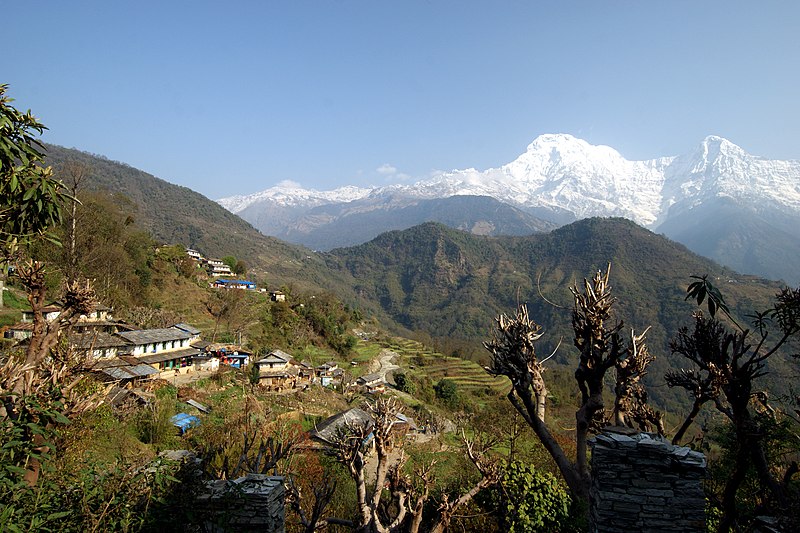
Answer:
[375,337,511,396]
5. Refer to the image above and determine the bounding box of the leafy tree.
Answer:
[434,378,459,407]
[494,461,572,533]
[233,259,247,277]
[0,84,71,256]
[221,255,237,270]
[394,372,415,394]
[667,277,800,531]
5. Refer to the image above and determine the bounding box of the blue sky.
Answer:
[3,1,799,199]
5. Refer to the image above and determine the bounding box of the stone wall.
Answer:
[196,473,285,533]
[589,429,706,532]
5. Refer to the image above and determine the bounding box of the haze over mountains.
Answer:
[39,143,795,408]
[219,134,800,284]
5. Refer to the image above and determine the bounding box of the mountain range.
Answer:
[219,134,800,284]
[39,144,794,408]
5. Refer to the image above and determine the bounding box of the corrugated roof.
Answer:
[117,328,192,345]
[137,347,198,364]
[186,399,211,413]
[171,413,201,434]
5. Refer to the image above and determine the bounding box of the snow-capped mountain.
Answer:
[218,134,800,283]
[218,183,372,212]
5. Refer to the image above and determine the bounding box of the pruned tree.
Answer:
[667,277,800,531]
[199,396,302,480]
[312,397,499,533]
[484,264,662,502]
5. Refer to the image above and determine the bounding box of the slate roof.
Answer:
[357,373,384,385]
[172,323,201,336]
[90,356,141,369]
[256,349,292,365]
[70,332,131,350]
[99,364,159,380]
[117,328,192,345]
[310,408,373,444]
[191,340,212,350]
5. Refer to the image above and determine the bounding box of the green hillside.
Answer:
[41,144,347,292]
[325,219,791,408]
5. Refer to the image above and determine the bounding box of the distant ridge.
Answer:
[221,134,800,284]
[324,218,790,407]
[41,144,342,290]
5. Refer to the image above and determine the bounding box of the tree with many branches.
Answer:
[667,276,800,531]
[299,397,499,533]
[484,264,662,503]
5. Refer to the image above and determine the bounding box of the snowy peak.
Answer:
[219,183,373,212]
[218,134,800,228]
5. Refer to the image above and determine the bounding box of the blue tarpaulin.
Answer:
[171,413,201,434]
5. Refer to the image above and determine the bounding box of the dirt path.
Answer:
[370,349,401,385]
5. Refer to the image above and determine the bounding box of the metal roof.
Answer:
[137,347,198,364]
[117,328,192,345]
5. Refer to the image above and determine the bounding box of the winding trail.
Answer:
[370,348,400,385]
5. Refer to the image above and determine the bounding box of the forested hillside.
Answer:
[42,144,341,291]
[325,218,791,408]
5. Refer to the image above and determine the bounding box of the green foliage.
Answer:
[0,84,71,254]
[255,292,361,356]
[28,190,157,307]
[434,378,459,407]
[221,255,237,270]
[0,456,183,533]
[494,461,572,532]
[393,372,415,394]
[233,259,247,277]
[133,397,177,449]
[685,274,730,319]
[246,362,261,387]
[0,393,66,494]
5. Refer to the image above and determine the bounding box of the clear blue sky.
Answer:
[3,1,799,199]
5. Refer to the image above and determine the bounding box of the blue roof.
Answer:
[215,279,255,286]
[171,413,201,434]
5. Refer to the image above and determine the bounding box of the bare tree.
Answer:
[59,160,90,280]
[314,397,499,533]
[484,264,662,502]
